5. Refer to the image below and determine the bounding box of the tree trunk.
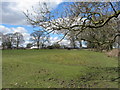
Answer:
[17,43,19,49]
[79,40,82,49]
[37,41,40,49]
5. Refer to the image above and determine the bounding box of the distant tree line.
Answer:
[0,26,119,50]
[0,32,24,49]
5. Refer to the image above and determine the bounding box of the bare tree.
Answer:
[14,32,24,49]
[76,18,118,51]
[67,31,77,49]
[24,2,120,29]
[30,30,49,49]
[2,33,15,49]
[24,2,120,43]
[24,2,120,50]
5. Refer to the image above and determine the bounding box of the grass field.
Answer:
[2,49,118,88]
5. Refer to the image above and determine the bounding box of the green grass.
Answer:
[2,49,118,88]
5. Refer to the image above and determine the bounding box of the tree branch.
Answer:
[71,10,120,29]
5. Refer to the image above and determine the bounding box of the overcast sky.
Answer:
[0,0,63,25]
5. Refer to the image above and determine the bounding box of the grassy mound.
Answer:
[106,49,119,57]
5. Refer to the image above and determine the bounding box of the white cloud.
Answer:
[11,27,27,33]
[1,0,63,25]
[13,0,63,12]
[49,36,70,46]
[59,39,70,46]
[0,25,12,34]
